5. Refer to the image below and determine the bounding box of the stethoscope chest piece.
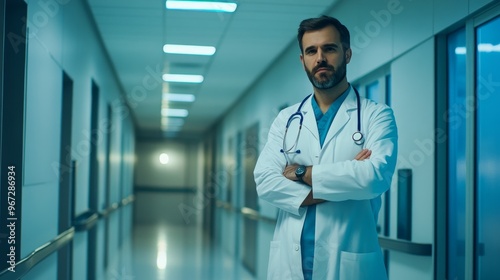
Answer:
[352,131,365,145]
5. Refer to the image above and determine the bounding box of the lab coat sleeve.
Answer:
[312,104,398,201]
[254,111,311,216]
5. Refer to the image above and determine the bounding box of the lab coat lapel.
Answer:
[323,90,357,148]
[300,96,320,142]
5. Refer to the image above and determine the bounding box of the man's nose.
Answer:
[316,51,326,64]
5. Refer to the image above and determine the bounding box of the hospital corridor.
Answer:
[1,0,500,279]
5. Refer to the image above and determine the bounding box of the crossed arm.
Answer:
[282,149,372,206]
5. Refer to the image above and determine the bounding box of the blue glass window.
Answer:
[475,15,500,280]
[447,27,466,280]
[366,80,380,103]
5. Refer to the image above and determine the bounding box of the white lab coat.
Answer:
[254,88,398,280]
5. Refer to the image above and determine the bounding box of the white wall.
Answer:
[134,139,201,224]
[20,0,135,279]
[212,0,497,279]
[134,140,200,188]
[390,38,436,280]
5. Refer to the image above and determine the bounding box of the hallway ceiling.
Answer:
[86,0,337,139]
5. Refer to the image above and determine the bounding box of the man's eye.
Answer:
[306,49,316,55]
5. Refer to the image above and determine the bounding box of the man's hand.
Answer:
[354,148,371,160]
[283,149,372,182]
[285,149,372,206]
[283,165,303,182]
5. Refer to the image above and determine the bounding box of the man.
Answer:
[254,16,398,279]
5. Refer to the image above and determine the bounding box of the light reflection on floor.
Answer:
[105,222,256,280]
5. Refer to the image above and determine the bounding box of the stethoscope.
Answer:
[280,87,364,156]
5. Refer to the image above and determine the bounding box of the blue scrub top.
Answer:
[301,86,351,279]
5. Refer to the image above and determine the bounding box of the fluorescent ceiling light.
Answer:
[162,127,182,133]
[455,44,500,55]
[163,74,204,83]
[161,123,183,132]
[166,1,237,12]
[455,47,466,55]
[163,44,216,56]
[159,153,170,165]
[163,93,195,102]
[161,117,185,126]
[478,43,500,52]
[162,126,183,132]
[161,108,189,117]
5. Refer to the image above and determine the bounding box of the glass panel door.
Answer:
[475,15,500,280]
[447,27,466,280]
[366,80,380,103]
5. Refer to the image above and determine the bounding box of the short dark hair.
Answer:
[297,15,350,53]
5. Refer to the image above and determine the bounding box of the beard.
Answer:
[305,59,347,90]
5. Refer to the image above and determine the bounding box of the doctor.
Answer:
[254,16,398,280]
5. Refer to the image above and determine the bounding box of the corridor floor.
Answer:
[105,222,256,280]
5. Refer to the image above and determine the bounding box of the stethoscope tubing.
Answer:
[281,86,364,156]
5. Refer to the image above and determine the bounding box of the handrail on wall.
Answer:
[378,237,432,256]
[215,200,433,256]
[0,228,75,280]
[0,194,135,280]
[73,210,99,232]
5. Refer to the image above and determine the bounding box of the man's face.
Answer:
[300,25,351,90]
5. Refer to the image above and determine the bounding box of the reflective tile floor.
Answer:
[105,222,256,280]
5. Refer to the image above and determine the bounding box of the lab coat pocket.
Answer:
[339,250,387,280]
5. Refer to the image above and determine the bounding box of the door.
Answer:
[475,15,500,279]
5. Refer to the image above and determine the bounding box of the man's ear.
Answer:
[345,48,352,64]
[300,54,306,70]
